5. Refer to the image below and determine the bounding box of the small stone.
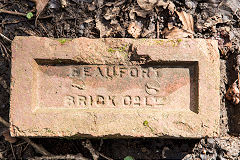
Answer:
[48,0,61,9]
[79,24,85,30]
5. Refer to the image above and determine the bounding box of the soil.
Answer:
[0,0,240,159]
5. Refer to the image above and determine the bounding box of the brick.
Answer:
[10,37,220,138]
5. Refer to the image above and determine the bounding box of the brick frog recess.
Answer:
[10,37,220,138]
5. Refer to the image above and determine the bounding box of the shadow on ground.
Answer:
[34,138,199,159]
[224,53,240,135]
[0,41,11,133]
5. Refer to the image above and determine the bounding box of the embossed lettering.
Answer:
[145,81,160,95]
[120,67,128,77]
[130,67,139,77]
[109,96,116,106]
[155,96,164,106]
[146,96,154,106]
[107,66,114,78]
[77,95,87,106]
[97,67,105,77]
[84,67,92,77]
[97,95,105,105]
[133,96,141,106]
[142,68,150,78]
[123,95,132,105]
[64,65,169,108]
[64,96,75,107]
[154,68,162,77]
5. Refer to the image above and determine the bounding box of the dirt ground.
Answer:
[0,0,240,159]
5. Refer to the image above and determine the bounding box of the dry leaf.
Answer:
[197,15,223,30]
[163,27,193,39]
[2,130,17,143]
[163,11,194,39]
[96,18,112,37]
[226,80,240,105]
[30,0,49,17]
[176,11,194,33]
[130,6,149,19]
[156,0,175,13]
[137,0,175,12]
[218,28,232,56]
[128,22,142,38]
[137,0,157,11]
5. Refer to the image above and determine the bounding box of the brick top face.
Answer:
[10,37,220,138]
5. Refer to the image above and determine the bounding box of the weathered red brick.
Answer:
[10,37,220,138]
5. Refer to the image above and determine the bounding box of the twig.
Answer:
[10,143,16,160]
[29,154,89,160]
[39,15,54,19]
[0,116,52,156]
[22,143,29,153]
[0,15,53,26]
[82,140,113,160]
[238,72,239,89]
[22,137,52,156]
[14,141,27,147]
[82,140,99,160]
[38,22,48,35]
[0,9,26,17]
[236,54,240,90]
[99,153,113,160]
[98,139,103,151]
[0,116,10,127]
[0,33,12,42]
[156,19,160,39]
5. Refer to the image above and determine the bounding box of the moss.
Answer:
[143,120,154,132]
[58,38,67,44]
[107,44,128,54]
[177,38,183,43]
[143,120,149,126]
[163,39,180,47]
[155,40,164,45]
[140,38,147,41]
[43,128,55,134]
[108,48,117,53]
[107,44,129,61]
[154,39,182,47]
[58,38,71,45]
[119,44,128,52]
